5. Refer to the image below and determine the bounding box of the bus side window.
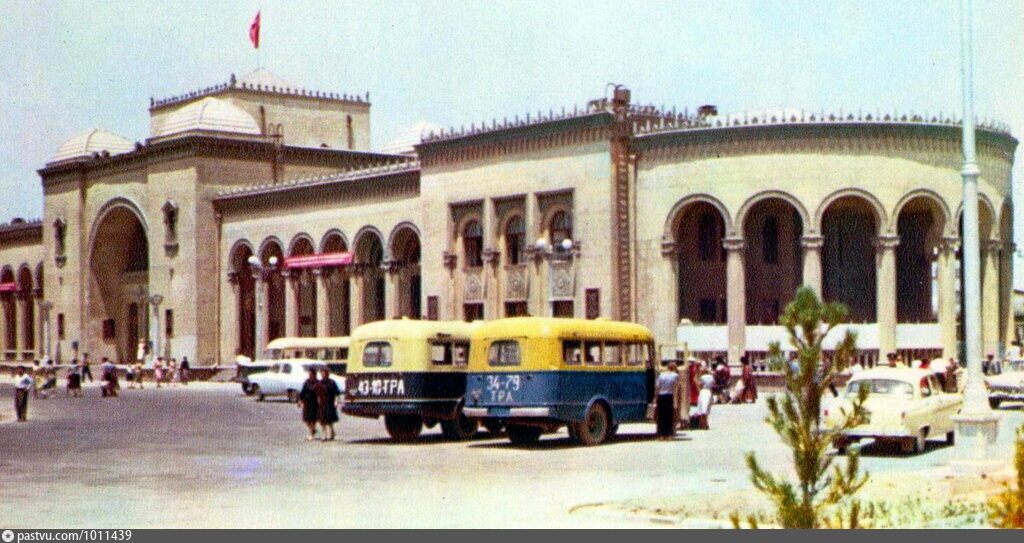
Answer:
[563,340,582,366]
[604,342,622,366]
[453,343,469,367]
[625,343,643,366]
[431,343,451,365]
[339,348,348,360]
[363,342,393,367]
[488,340,521,366]
[584,341,601,366]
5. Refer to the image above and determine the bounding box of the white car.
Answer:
[986,359,1024,409]
[248,361,346,402]
[823,368,962,454]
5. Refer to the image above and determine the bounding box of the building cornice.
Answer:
[149,74,370,112]
[213,159,420,203]
[0,219,43,243]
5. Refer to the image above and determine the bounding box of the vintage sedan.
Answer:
[248,361,346,402]
[986,359,1024,409]
[823,368,962,454]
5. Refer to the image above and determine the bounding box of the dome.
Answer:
[52,129,134,162]
[155,96,261,138]
[381,121,443,155]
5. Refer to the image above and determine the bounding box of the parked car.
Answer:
[235,336,350,395]
[236,359,276,395]
[823,368,962,454]
[248,361,346,402]
[986,359,1024,409]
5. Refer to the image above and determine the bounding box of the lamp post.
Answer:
[951,0,1000,471]
[38,300,53,361]
[148,294,163,362]
[248,255,278,359]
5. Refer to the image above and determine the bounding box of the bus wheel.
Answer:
[482,420,504,437]
[571,404,610,446]
[384,415,423,441]
[441,414,479,441]
[506,425,542,445]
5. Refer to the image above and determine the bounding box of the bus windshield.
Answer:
[488,341,521,367]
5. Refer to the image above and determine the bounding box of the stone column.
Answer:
[0,297,7,358]
[252,271,268,357]
[937,237,959,360]
[659,239,680,351]
[1002,242,1016,350]
[724,237,746,365]
[348,267,363,328]
[982,240,1001,356]
[482,198,498,320]
[14,292,25,359]
[314,269,330,336]
[382,261,399,319]
[39,300,53,360]
[283,270,298,338]
[876,235,899,358]
[524,193,541,317]
[800,235,824,296]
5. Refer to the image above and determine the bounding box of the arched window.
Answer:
[464,220,483,267]
[698,211,719,261]
[550,211,573,249]
[505,216,525,265]
[761,216,779,264]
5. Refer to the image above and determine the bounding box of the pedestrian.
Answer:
[125,362,137,389]
[297,368,320,440]
[168,359,178,386]
[154,358,165,388]
[31,360,42,399]
[692,365,714,430]
[14,366,32,421]
[654,361,680,439]
[740,357,757,403]
[136,339,147,366]
[712,357,730,404]
[944,358,958,393]
[316,367,341,441]
[81,353,93,382]
[39,366,57,399]
[179,357,190,386]
[99,358,118,398]
[677,359,693,430]
[67,359,82,397]
[134,361,145,389]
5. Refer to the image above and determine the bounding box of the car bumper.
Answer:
[841,427,913,439]
[463,407,551,418]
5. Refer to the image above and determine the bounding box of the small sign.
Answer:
[283,251,353,269]
[0,282,16,292]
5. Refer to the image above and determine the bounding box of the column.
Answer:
[876,235,899,359]
[938,237,959,360]
[13,293,24,359]
[482,198,498,320]
[981,240,1000,356]
[724,237,746,365]
[252,271,267,357]
[0,297,7,359]
[32,294,42,357]
[283,270,298,338]
[314,269,330,336]
[1002,242,1016,350]
[39,301,53,360]
[800,235,823,296]
[524,193,541,318]
[382,261,398,319]
[658,240,680,351]
[348,268,362,328]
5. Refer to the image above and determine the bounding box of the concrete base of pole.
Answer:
[949,412,1002,473]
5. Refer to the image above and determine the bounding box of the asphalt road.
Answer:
[1,380,1021,528]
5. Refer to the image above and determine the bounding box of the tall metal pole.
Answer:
[952,0,1000,469]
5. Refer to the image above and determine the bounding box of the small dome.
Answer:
[155,97,261,138]
[381,121,443,155]
[52,129,134,162]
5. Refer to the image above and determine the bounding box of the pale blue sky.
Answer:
[1,0,1021,276]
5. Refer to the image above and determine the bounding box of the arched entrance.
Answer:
[391,225,422,319]
[230,243,256,357]
[674,201,727,324]
[89,204,148,362]
[290,237,317,337]
[896,197,945,323]
[321,232,351,336]
[260,240,285,342]
[742,198,803,325]
[17,266,34,357]
[355,230,385,324]
[822,196,877,322]
[1,267,16,356]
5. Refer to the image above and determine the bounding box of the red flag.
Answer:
[249,11,261,49]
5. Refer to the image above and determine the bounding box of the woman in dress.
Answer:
[692,365,714,430]
[67,360,82,397]
[154,358,165,389]
[740,357,758,403]
[315,367,341,441]
[654,361,680,439]
[297,368,320,440]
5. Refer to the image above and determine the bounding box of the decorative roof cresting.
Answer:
[149,70,370,110]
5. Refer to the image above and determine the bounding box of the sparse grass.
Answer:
[988,425,1024,528]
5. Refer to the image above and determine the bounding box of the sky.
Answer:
[0,0,1021,277]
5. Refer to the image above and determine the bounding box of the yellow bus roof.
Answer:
[471,317,654,342]
[265,336,351,350]
[350,319,483,342]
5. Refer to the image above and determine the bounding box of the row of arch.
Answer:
[0,262,44,359]
[228,224,422,357]
[671,189,1011,327]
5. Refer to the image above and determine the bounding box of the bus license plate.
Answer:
[485,374,521,403]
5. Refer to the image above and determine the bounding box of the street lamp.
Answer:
[951,0,1000,471]
[148,294,163,362]
[248,255,278,359]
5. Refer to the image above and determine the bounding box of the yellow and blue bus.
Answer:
[342,319,486,441]
[462,317,656,446]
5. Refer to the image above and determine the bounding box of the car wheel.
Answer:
[569,403,610,446]
[506,425,542,445]
[989,397,1002,410]
[946,430,955,445]
[384,414,423,441]
[253,385,265,402]
[482,420,504,437]
[441,413,479,441]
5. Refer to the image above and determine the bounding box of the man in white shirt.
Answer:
[14,366,32,421]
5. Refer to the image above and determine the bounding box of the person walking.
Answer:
[81,354,93,383]
[154,358,165,389]
[67,360,82,397]
[315,367,341,441]
[14,366,32,421]
[99,358,119,398]
[134,361,145,389]
[179,357,190,386]
[31,360,42,399]
[654,361,680,439]
[297,368,320,440]
[740,357,757,403]
[692,365,714,430]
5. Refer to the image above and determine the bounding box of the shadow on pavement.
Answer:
[467,432,693,451]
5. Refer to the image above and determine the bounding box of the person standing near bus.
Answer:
[297,368,320,440]
[315,367,340,441]
[655,361,680,439]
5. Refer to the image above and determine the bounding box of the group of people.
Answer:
[297,367,342,441]
[150,357,191,388]
[653,357,759,439]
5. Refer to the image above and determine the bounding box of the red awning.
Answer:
[0,282,16,292]
[283,252,353,269]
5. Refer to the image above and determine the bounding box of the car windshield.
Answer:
[846,378,914,397]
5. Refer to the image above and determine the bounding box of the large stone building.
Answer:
[0,70,1017,366]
